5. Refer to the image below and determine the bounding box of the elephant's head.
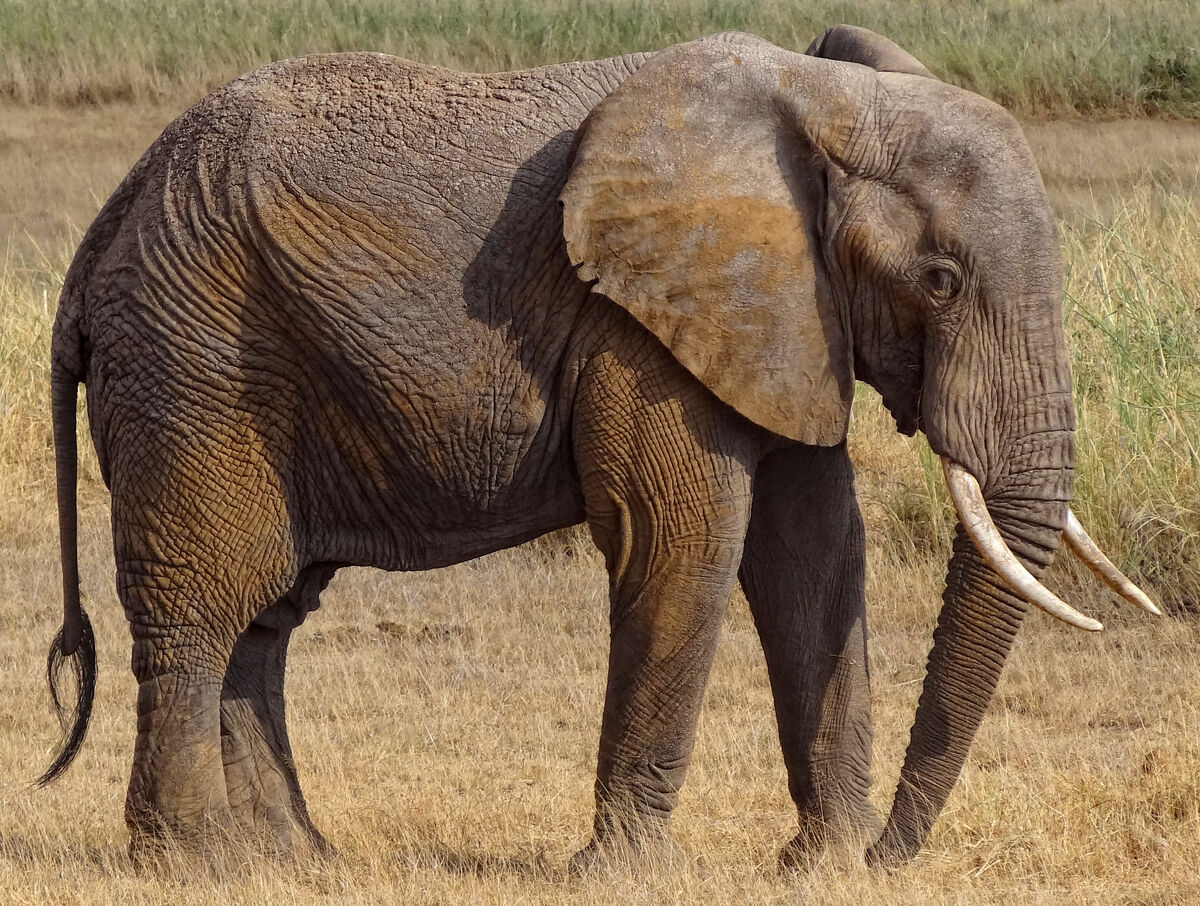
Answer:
[561,28,1155,862]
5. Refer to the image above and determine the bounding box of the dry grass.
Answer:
[0,101,1198,903]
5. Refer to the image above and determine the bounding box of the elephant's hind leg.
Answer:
[738,443,879,867]
[124,639,234,852]
[113,432,299,859]
[220,565,335,857]
[123,572,299,859]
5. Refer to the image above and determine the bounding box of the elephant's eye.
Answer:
[917,259,964,304]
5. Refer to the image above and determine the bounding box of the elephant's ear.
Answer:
[805,25,936,79]
[560,37,854,445]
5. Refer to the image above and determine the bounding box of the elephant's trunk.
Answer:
[942,460,1100,630]
[869,429,1075,864]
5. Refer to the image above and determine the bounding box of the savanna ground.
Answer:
[1,2,1199,902]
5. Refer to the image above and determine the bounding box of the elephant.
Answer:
[40,26,1157,868]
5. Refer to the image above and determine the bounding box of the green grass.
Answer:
[1,0,1199,116]
[1063,192,1200,612]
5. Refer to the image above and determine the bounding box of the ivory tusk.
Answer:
[941,459,1104,632]
[1063,510,1162,616]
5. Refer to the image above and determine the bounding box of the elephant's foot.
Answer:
[125,781,260,877]
[777,803,884,872]
[567,833,687,876]
[126,759,328,873]
[125,801,238,863]
[126,816,243,875]
[125,671,238,861]
[567,807,686,875]
[117,558,331,865]
[220,699,331,859]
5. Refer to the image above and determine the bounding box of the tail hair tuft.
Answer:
[36,607,96,787]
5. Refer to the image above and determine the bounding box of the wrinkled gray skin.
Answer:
[47,27,1073,868]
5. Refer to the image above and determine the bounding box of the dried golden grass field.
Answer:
[0,44,1199,906]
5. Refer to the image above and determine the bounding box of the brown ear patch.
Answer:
[562,38,854,445]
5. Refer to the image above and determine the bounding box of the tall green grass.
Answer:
[1064,192,1200,612]
[1,0,1198,116]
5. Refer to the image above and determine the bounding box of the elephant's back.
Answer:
[225,52,643,263]
[69,50,645,563]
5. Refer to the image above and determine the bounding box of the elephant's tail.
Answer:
[37,139,156,786]
[35,610,96,786]
[37,358,97,786]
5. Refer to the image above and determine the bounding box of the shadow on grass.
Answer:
[0,831,130,874]
[399,838,558,880]
[0,828,340,887]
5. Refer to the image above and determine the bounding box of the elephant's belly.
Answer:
[291,365,587,572]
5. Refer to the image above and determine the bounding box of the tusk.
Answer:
[1063,510,1162,616]
[941,459,1103,632]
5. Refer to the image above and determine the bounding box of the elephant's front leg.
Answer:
[738,442,879,867]
[570,352,757,870]
[580,527,747,868]
[219,567,334,857]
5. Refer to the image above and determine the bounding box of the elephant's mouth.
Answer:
[849,348,921,436]
[858,360,921,436]
[940,458,1160,627]
[891,404,920,437]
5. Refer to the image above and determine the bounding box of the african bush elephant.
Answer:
[42,26,1156,868]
